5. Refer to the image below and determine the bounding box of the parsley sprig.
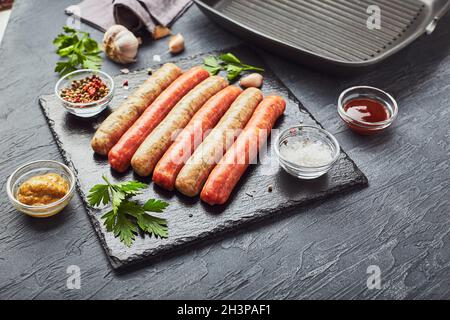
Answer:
[53,26,103,76]
[202,53,264,82]
[88,176,169,247]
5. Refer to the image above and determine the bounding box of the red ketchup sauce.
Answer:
[343,98,390,135]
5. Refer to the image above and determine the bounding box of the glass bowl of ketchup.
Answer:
[338,86,398,135]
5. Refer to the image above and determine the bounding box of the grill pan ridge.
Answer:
[195,0,450,72]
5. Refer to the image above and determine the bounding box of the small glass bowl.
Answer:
[338,86,398,135]
[6,160,76,218]
[274,125,341,179]
[55,69,115,118]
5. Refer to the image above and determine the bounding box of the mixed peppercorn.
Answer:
[60,75,109,104]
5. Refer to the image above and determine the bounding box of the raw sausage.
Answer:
[91,63,182,155]
[108,66,210,172]
[200,96,286,205]
[131,76,228,177]
[153,86,243,190]
[175,88,263,197]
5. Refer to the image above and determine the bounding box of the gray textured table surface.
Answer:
[0,0,449,299]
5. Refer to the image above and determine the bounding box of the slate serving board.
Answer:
[39,45,367,269]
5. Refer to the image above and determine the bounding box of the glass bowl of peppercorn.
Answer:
[55,69,115,118]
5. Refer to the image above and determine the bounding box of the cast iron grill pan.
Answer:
[195,0,450,72]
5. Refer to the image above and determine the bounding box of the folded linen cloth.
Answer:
[65,0,192,37]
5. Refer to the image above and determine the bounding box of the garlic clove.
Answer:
[169,34,185,54]
[103,25,140,64]
[240,73,264,88]
[153,26,171,40]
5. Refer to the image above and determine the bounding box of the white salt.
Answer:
[280,137,333,167]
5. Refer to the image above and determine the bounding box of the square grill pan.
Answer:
[195,0,450,73]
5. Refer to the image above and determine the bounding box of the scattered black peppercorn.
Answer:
[268,185,273,192]
[189,214,193,218]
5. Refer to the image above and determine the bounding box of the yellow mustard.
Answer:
[17,173,69,206]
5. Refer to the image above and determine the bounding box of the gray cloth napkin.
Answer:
[65,0,192,36]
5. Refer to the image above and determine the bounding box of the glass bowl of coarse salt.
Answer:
[274,125,340,179]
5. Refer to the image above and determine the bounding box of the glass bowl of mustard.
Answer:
[6,160,76,218]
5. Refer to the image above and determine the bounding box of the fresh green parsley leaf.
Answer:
[89,176,169,247]
[202,56,222,76]
[241,64,265,73]
[83,54,103,70]
[63,26,77,34]
[120,200,168,239]
[143,199,170,213]
[101,209,116,232]
[203,56,220,68]
[201,52,264,82]
[203,65,221,76]
[115,180,148,196]
[226,64,243,82]
[110,187,125,214]
[119,200,145,217]
[136,214,168,239]
[219,53,241,65]
[82,36,101,53]
[55,61,77,76]
[57,44,76,57]
[114,212,138,247]
[53,26,103,76]
[87,183,110,207]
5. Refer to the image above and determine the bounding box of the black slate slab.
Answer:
[39,45,367,269]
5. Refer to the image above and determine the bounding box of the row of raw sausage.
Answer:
[90,63,286,205]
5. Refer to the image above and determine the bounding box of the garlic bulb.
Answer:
[103,25,139,64]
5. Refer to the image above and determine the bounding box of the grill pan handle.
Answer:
[426,0,450,34]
